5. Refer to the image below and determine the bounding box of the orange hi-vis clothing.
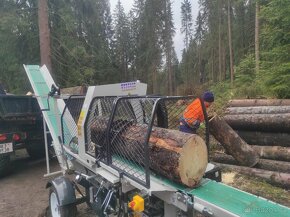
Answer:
[182,98,204,127]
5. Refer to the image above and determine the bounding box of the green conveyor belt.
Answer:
[24,65,72,143]
[114,155,290,217]
[24,65,59,131]
[153,171,290,217]
[190,180,290,217]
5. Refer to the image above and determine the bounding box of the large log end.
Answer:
[179,135,208,187]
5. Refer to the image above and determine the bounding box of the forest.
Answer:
[0,0,289,98]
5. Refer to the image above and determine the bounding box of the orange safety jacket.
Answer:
[181,98,205,127]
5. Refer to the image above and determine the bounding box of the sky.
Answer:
[109,0,199,60]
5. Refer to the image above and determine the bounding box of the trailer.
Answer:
[24,64,290,217]
[0,93,48,176]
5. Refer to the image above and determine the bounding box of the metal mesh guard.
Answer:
[85,97,116,159]
[86,95,208,188]
[61,95,85,153]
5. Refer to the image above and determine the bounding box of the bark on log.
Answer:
[225,106,290,115]
[211,152,290,173]
[91,121,208,187]
[61,86,87,95]
[228,99,290,107]
[252,145,290,161]
[236,131,290,146]
[224,114,290,132]
[215,163,290,189]
[209,115,259,167]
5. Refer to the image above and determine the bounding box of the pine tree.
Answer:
[181,0,193,50]
[113,0,131,81]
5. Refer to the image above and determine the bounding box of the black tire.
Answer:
[49,187,77,217]
[0,154,10,177]
[26,139,45,159]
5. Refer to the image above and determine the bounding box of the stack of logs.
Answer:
[210,99,290,189]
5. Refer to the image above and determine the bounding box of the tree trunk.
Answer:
[237,131,290,146]
[211,152,290,173]
[38,0,52,73]
[209,115,259,167]
[218,0,222,82]
[215,163,290,189]
[224,114,290,132]
[228,99,290,107]
[228,0,234,86]
[225,106,290,115]
[252,145,290,161]
[91,122,208,187]
[255,1,260,73]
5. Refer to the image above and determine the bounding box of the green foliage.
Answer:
[1,0,290,99]
[210,81,233,115]
[259,0,290,98]
[234,54,263,98]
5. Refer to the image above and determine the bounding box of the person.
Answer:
[179,91,214,134]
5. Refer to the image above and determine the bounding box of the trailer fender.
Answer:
[46,176,76,206]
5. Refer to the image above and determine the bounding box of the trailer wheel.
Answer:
[49,187,77,217]
[26,139,45,159]
[0,154,10,177]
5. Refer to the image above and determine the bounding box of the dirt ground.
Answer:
[0,150,94,217]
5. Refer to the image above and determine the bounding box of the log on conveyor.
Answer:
[91,121,208,187]
[252,145,290,161]
[228,99,290,107]
[225,106,290,115]
[215,163,290,189]
[224,114,290,132]
[236,131,290,146]
[211,152,290,173]
[209,115,259,167]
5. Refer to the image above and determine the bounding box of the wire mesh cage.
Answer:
[61,95,85,153]
[152,96,209,147]
[106,97,158,187]
[85,96,117,159]
[85,95,209,188]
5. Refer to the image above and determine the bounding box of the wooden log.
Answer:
[228,99,290,107]
[215,163,290,189]
[224,114,290,132]
[252,145,290,161]
[91,121,208,187]
[211,152,290,173]
[61,85,87,95]
[209,115,259,167]
[236,131,290,146]
[225,106,290,115]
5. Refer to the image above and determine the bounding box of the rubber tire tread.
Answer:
[49,187,77,217]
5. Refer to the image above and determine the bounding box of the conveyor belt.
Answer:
[113,155,290,216]
[153,169,290,217]
[24,65,74,169]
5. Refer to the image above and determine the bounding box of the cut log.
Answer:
[225,106,290,115]
[228,99,290,107]
[215,163,290,189]
[61,85,87,95]
[91,121,208,187]
[211,152,290,173]
[224,114,290,132]
[236,131,290,146]
[209,115,259,167]
[252,145,290,161]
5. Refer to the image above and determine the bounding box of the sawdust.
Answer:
[222,171,237,184]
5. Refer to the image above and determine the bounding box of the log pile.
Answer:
[213,99,290,188]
